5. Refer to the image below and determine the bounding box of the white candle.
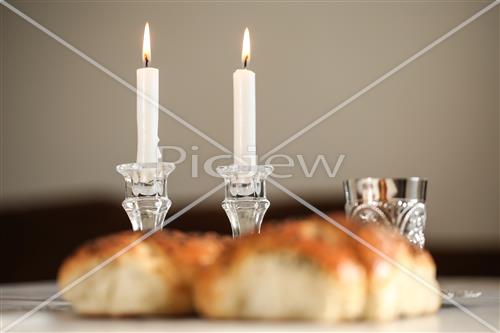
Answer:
[233,28,256,166]
[136,22,159,164]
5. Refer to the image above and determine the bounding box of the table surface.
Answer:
[1,278,498,332]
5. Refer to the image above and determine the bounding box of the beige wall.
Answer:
[0,1,498,248]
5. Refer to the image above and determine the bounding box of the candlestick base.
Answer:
[217,164,273,238]
[116,162,175,231]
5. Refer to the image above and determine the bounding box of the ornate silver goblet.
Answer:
[343,177,428,247]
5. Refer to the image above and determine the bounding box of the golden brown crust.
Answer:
[58,230,228,316]
[58,230,227,284]
[194,226,367,320]
[58,231,140,284]
[262,214,419,272]
[195,214,440,321]
[59,213,439,320]
[218,231,361,273]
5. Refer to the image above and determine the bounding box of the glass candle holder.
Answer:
[116,162,175,231]
[343,177,428,248]
[217,164,273,238]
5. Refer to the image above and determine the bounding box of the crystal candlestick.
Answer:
[116,162,175,231]
[217,164,273,238]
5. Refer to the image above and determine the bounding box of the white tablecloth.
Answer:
[1,278,498,332]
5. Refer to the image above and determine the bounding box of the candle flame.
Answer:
[143,22,151,66]
[241,27,251,68]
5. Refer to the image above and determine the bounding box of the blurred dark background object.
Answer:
[1,198,498,283]
[1,1,498,283]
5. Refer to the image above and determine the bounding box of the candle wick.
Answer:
[145,56,149,68]
[243,56,248,69]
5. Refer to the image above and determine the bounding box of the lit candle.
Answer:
[233,28,256,166]
[136,22,159,163]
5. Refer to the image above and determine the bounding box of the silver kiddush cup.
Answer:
[343,177,428,248]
